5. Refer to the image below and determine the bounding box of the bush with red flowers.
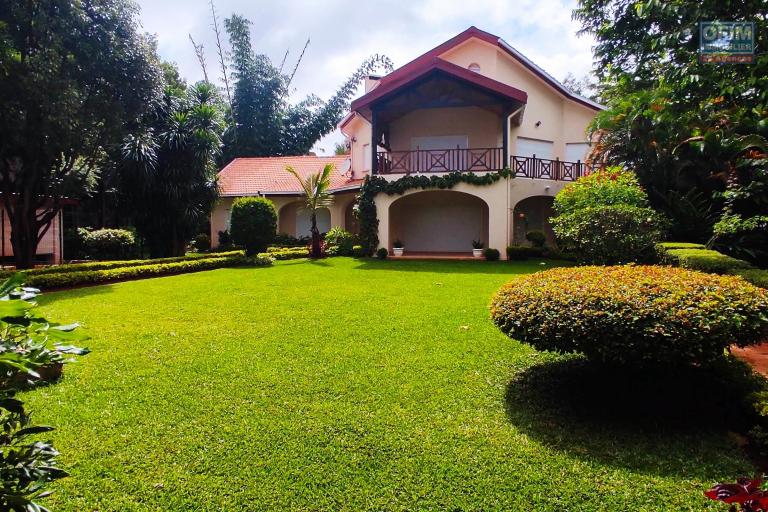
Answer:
[705,478,768,511]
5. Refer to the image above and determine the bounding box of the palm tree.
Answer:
[286,164,334,258]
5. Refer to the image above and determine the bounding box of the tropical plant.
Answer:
[0,274,89,510]
[574,0,768,260]
[392,239,404,249]
[120,78,224,258]
[229,197,277,255]
[705,477,768,511]
[286,164,334,258]
[324,227,356,256]
[0,0,162,268]
[472,240,484,249]
[220,14,393,161]
[490,265,768,368]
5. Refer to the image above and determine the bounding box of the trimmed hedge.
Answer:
[484,248,500,261]
[258,247,307,260]
[655,242,706,251]
[656,244,753,274]
[736,269,768,289]
[22,253,267,289]
[0,251,244,279]
[490,265,768,367]
[506,246,544,261]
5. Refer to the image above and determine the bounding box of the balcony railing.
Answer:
[376,147,600,181]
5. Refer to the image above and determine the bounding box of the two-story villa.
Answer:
[211,26,604,258]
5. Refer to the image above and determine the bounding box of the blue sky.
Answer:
[135,0,595,154]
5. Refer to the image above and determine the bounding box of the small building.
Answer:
[211,26,604,257]
[0,206,66,266]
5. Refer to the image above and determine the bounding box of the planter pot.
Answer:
[393,247,404,257]
[472,249,484,258]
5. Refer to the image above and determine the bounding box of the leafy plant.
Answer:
[0,274,89,510]
[659,247,753,274]
[506,245,543,261]
[190,233,211,252]
[324,227,356,256]
[392,239,404,249]
[525,231,546,248]
[483,248,500,261]
[705,478,768,512]
[78,228,137,261]
[218,230,234,250]
[286,165,334,259]
[229,197,277,255]
[376,248,388,260]
[552,168,648,215]
[490,265,768,368]
[352,245,364,258]
[472,240,484,250]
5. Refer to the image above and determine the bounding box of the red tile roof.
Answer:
[218,156,363,196]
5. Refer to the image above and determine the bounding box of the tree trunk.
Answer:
[10,207,40,269]
[310,212,321,258]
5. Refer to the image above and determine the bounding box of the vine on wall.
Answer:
[354,169,513,254]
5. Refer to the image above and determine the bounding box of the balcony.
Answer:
[376,147,598,181]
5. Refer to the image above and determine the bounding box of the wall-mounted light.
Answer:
[351,136,357,143]
[535,121,542,127]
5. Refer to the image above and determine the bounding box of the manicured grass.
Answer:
[26,258,751,510]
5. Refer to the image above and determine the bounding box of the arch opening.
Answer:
[512,196,556,246]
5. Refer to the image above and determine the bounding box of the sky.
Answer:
[134,0,596,155]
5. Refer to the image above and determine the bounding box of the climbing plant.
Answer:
[355,169,513,255]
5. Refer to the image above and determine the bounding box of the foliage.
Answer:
[376,248,388,260]
[0,274,89,510]
[273,233,310,247]
[659,248,753,274]
[286,164,334,258]
[705,478,768,511]
[552,168,648,215]
[190,233,211,252]
[655,242,706,251]
[259,247,308,260]
[0,252,244,280]
[392,239,404,249]
[0,0,162,268]
[352,245,364,258]
[551,204,666,264]
[24,254,261,289]
[483,248,500,261]
[506,246,544,261]
[218,230,234,250]
[120,80,223,258]
[324,227,356,256]
[78,228,137,261]
[490,265,768,367]
[472,240,484,250]
[574,0,768,258]
[524,231,546,248]
[220,14,393,161]
[736,269,768,290]
[229,197,277,255]
[356,169,513,254]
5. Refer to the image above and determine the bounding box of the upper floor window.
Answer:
[468,62,481,73]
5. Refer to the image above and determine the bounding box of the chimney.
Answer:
[364,74,382,93]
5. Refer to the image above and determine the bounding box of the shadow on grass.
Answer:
[353,258,567,275]
[505,355,763,478]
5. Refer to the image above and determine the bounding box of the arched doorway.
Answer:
[389,190,489,253]
[344,201,359,235]
[279,203,331,237]
[512,196,556,245]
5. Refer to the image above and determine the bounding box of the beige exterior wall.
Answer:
[388,107,502,151]
[210,193,359,248]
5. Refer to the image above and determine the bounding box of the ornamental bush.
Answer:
[79,228,137,260]
[484,248,500,261]
[552,167,648,215]
[490,265,768,368]
[324,227,356,256]
[229,197,277,255]
[506,245,544,261]
[551,204,666,264]
[376,248,388,259]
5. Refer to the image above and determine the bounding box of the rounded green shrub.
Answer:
[490,265,768,367]
[229,197,277,255]
[525,230,546,247]
[352,245,364,258]
[551,204,666,264]
[484,248,500,261]
[79,228,136,260]
[376,248,388,259]
[553,167,648,215]
[190,233,210,252]
[506,245,543,261]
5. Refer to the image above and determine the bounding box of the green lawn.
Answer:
[26,258,751,511]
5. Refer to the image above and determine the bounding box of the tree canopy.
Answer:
[0,0,162,267]
[575,0,767,260]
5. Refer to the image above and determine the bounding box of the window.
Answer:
[516,137,554,159]
[410,135,468,151]
[565,142,591,163]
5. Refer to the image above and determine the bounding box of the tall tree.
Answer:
[0,0,162,268]
[575,1,768,258]
[120,78,223,257]
[221,14,393,161]
[286,164,334,258]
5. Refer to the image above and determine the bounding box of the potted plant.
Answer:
[472,240,484,258]
[392,239,404,257]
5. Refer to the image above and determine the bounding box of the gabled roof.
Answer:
[218,156,362,196]
[346,25,603,119]
[349,57,527,115]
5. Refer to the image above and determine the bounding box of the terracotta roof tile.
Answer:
[218,156,362,196]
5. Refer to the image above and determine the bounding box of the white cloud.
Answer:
[135,0,595,154]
